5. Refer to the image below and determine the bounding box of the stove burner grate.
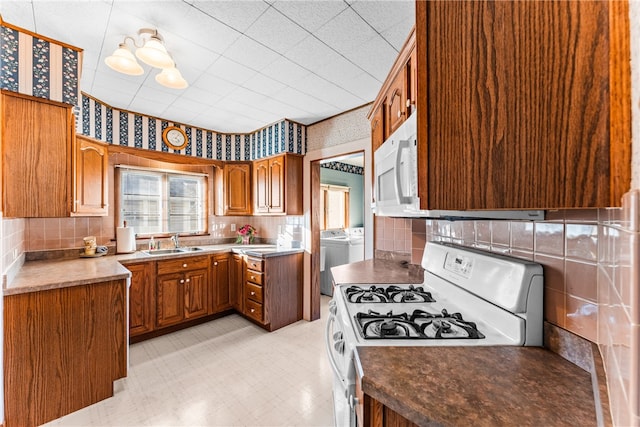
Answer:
[345,285,435,304]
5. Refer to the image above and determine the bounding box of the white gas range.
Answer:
[325,241,544,426]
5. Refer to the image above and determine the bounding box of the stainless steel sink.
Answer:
[142,247,203,256]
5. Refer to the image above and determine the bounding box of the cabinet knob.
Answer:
[251,275,255,280]
[250,308,255,313]
[250,291,256,296]
[214,262,218,266]
[180,279,184,284]
[182,263,187,268]
[186,278,190,283]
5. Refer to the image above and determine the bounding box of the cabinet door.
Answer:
[2,92,72,217]
[156,273,184,327]
[253,159,270,213]
[268,157,285,213]
[128,262,156,337]
[385,70,407,136]
[230,254,244,311]
[371,102,386,154]
[73,136,108,216]
[423,0,617,209]
[184,269,208,320]
[224,163,251,215]
[211,254,231,313]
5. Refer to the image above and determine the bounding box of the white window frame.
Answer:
[116,165,208,236]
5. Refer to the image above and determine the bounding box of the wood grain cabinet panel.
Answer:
[413,0,631,210]
[242,253,303,331]
[220,163,252,215]
[230,253,245,312]
[211,253,231,313]
[253,154,303,215]
[1,91,73,217]
[4,280,127,427]
[73,135,108,216]
[128,262,156,337]
[184,268,209,319]
[156,272,186,328]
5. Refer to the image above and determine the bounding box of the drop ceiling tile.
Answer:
[350,0,415,33]
[284,35,342,72]
[191,72,237,98]
[216,98,280,124]
[260,57,311,86]
[178,7,243,55]
[166,39,219,73]
[89,69,146,95]
[290,73,362,107]
[169,96,210,114]
[343,35,398,82]
[222,35,280,71]
[0,1,36,30]
[225,86,269,106]
[271,0,347,34]
[245,7,308,55]
[380,20,415,51]
[135,84,181,105]
[313,55,365,88]
[191,0,269,33]
[271,87,332,113]
[207,57,258,86]
[181,86,224,106]
[313,8,377,56]
[341,72,382,103]
[241,73,288,97]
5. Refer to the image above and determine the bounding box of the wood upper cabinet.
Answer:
[1,91,73,217]
[73,135,108,216]
[253,154,303,215]
[210,253,231,313]
[371,102,386,154]
[385,69,408,137]
[217,162,251,215]
[128,262,156,337]
[156,255,209,328]
[412,0,631,210]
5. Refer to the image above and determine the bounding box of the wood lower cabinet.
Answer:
[1,91,73,217]
[128,262,156,337]
[211,253,231,313]
[4,280,127,427]
[243,253,303,331]
[156,255,209,328]
[253,154,303,215]
[230,253,245,312]
[356,367,418,427]
[73,135,108,216]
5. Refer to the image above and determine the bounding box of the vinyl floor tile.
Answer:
[44,297,334,427]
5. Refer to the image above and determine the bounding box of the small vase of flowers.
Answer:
[236,224,256,244]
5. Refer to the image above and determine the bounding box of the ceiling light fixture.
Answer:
[105,28,188,89]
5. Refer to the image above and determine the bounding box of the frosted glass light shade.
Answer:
[105,44,144,76]
[135,36,174,69]
[155,67,188,89]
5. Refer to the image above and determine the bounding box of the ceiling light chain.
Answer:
[105,28,188,89]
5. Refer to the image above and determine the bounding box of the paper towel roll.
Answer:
[116,227,136,253]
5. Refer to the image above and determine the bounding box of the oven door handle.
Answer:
[325,313,347,392]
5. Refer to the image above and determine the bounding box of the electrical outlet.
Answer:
[230,224,236,232]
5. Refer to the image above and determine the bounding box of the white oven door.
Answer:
[326,300,356,427]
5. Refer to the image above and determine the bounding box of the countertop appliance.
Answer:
[320,228,365,297]
[372,111,544,220]
[325,241,544,426]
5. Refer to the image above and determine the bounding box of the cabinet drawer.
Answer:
[245,282,263,303]
[245,269,263,285]
[245,298,263,322]
[157,255,209,275]
[246,256,263,272]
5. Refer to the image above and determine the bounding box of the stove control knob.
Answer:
[334,340,345,354]
[333,331,343,341]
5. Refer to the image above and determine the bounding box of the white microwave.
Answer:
[372,111,545,220]
[373,111,420,216]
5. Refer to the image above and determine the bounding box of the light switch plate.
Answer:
[231,224,236,232]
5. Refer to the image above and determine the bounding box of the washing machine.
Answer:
[320,228,365,296]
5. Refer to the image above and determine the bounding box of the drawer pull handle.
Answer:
[250,308,255,313]
[182,263,187,268]
[250,291,256,296]
[251,276,255,280]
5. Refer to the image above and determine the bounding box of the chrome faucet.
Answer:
[170,234,180,248]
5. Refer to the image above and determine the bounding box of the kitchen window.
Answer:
[116,166,207,236]
[320,184,350,230]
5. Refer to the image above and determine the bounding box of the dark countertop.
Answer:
[4,244,304,296]
[356,346,596,427]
